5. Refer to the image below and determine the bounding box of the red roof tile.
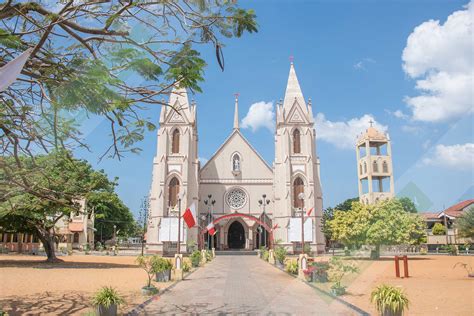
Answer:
[421,212,440,220]
[68,222,84,232]
[442,199,474,218]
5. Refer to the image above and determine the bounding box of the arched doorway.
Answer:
[227,221,245,249]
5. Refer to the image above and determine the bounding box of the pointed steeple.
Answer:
[233,93,239,130]
[169,85,189,110]
[283,61,306,111]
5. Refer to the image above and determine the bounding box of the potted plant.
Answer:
[371,284,409,316]
[92,286,124,316]
[136,255,159,295]
[155,257,173,282]
[312,261,330,283]
[453,262,474,278]
[328,257,358,296]
[274,246,287,268]
[285,260,298,275]
[190,250,202,267]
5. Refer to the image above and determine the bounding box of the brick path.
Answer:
[142,255,360,315]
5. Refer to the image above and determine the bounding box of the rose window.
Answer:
[226,188,247,209]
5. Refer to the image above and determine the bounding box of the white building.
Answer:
[147,63,325,254]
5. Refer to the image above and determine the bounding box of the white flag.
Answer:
[0,48,33,92]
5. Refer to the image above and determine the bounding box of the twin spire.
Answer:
[233,93,239,130]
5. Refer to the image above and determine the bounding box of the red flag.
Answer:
[182,203,196,228]
[206,222,216,236]
[306,207,314,217]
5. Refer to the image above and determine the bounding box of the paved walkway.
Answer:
[142,255,360,315]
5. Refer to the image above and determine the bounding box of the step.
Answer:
[215,250,258,256]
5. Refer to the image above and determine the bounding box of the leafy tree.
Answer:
[322,198,358,243]
[456,207,474,239]
[87,191,136,242]
[398,197,418,213]
[1,1,258,210]
[334,197,359,212]
[329,199,426,258]
[432,222,447,235]
[0,150,115,262]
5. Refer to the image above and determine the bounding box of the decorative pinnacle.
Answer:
[289,55,294,64]
[369,119,374,127]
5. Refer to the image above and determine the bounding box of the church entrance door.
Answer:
[227,221,245,249]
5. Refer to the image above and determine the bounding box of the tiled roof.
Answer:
[68,222,84,232]
[420,212,440,220]
[442,199,474,218]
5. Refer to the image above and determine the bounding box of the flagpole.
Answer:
[177,197,181,255]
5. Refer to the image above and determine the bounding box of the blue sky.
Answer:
[77,0,473,216]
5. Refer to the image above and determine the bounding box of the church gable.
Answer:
[286,100,309,124]
[164,100,191,125]
[200,131,273,180]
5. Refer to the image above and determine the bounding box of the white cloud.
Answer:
[314,113,388,149]
[422,143,474,170]
[353,58,376,71]
[402,1,474,122]
[241,101,275,132]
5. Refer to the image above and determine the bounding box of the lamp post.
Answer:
[258,194,271,249]
[139,196,150,256]
[298,192,305,254]
[177,196,182,254]
[204,194,216,250]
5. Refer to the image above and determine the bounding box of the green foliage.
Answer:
[335,198,359,212]
[87,191,136,242]
[91,286,124,308]
[440,245,458,256]
[398,197,418,213]
[285,260,298,275]
[205,250,213,261]
[0,150,114,261]
[155,257,173,272]
[136,255,161,287]
[182,260,191,273]
[456,207,474,239]
[329,199,426,253]
[370,284,409,316]
[432,223,447,235]
[274,246,287,263]
[262,249,269,261]
[190,250,202,267]
[328,257,359,289]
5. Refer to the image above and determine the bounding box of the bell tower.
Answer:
[356,124,395,205]
[273,62,325,254]
[147,86,199,254]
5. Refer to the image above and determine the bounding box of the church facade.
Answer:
[147,63,325,254]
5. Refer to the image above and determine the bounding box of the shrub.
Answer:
[371,284,409,316]
[262,249,269,261]
[311,261,330,282]
[156,257,173,271]
[190,250,202,267]
[328,257,358,294]
[432,223,446,235]
[274,246,287,264]
[183,260,191,272]
[92,286,124,308]
[205,250,213,261]
[285,260,298,275]
[136,255,161,287]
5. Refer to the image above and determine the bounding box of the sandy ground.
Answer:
[341,255,474,315]
[0,254,175,315]
[1,254,473,315]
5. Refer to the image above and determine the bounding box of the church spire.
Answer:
[233,93,239,130]
[283,60,306,111]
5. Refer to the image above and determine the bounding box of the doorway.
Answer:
[227,221,245,249]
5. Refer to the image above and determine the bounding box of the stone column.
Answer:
[297,253,309,280]
[174,253,183,280]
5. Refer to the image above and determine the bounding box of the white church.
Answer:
[147,63,325,254]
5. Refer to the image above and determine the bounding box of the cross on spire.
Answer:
[234,92,240,100]
[289,55,294,64]
[369,119,374,127]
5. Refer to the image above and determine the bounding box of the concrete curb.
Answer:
[125,267,199,316]
[262,258,370,316]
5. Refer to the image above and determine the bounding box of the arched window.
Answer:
[382,161,388,173]
[232,154,241,172]
[364,162,367,173]
[373,161,378,172]
[359,164,362,175]
[293,177,304,208]
[293,129,301,154]
[73,233,79,243]
[171,129,180,154]
[168,177,180,207]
